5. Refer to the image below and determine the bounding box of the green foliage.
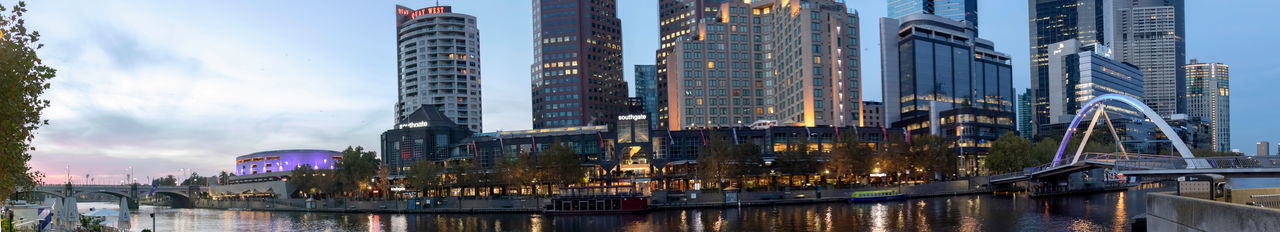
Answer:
[906,134,955,179]
[179,172,209,186]
[155,175,178,186]
[695,133,734,188]
[0,1,53,202]
[1192,149,1242,157]
[289,164,335,196]
[407,160,445,192]
[537,143,584,186]
[1030,138,1060,165]
[776,136,820,176]
[493,151,535,186]
[447,159,483,188]
[334,146,379,195]
[985,132,1034,173]
[826,135,873,178]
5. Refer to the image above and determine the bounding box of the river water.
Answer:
[75,179,1277,232]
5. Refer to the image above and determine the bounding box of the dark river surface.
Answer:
[78,178,1278,232]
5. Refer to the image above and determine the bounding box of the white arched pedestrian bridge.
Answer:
[992,94,1280,184]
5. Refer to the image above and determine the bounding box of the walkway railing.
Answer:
[1249,194,1280,209]
[1113,156,1280,171]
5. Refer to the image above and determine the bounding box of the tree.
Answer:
[1192,149,1242,157]
[493,151,536,194]
[776,135,820,179]
[907,134,954,180]
[334,146,379,196]
[1,1,55,202]
[289,164,335,197]
[155,175,178,186]
[179,172,208,186]
[447,159,483,195]
[696,133,735,189]
[406,160,446,196]
[1030,138,1060,165]
[537,143,584,187]
[826,135,873,186]
[985,132,1033,173]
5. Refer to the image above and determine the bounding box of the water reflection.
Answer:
[72,184,1173,232]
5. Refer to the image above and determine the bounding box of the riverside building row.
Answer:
[379,106,903,180]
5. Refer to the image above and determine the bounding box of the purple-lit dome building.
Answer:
[235,149,342,175]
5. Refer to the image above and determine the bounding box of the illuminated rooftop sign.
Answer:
[396,6,453,25]
[398,122,429,129]
[618,115,647,121]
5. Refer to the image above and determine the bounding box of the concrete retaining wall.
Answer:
[1146,192,1280,231]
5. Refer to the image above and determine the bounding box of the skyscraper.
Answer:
[1027,0,1112,137]
[1114,0,1185,117]
[1186,59,1230,152]
[881,14,1015,175]
[532,0,628,129]
[1045,39,1144,124]
[395,5,483,132]
[661,0,861,130]
[634,65,658,126]
[769,0,862,128]
[1259,142,1271,157]
[656,0,728,129]
[887,0,978,28]
[1017,89,1032,140]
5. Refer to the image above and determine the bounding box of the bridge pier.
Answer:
[129,184,140,209]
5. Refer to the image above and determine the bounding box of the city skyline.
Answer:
[16,0,1280,183]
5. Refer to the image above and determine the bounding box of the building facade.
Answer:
[395,5,483,132]
[887,0,978,28]
[663,0,861,130]
[380,105,475,176]
[769,0,862,128]
[1186,59,1230,152]
[1114,0,1185,117]
[234,150,342,176]
[634,65,659,126]
[861,101,885,128]
[1027,0,1112,137]
[531,0,629,129]
[1045,39,1144,124]
[656,0,729,129]
[1260,142,1272,156]
[1017,88,1032,139]
[881,14,1016,176]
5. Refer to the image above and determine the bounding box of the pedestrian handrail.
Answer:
[1249,193,1280,208]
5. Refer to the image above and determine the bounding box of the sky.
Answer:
[11,0,1278,184]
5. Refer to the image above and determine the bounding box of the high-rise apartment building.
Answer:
[1186,59,1229,152]
[657,0,728,129]
[531,0,628,129]
[1027,0,1112,137]
[662,0,861,130]
[887,0,978,28]
[395,5,483,132]
[1259,142,1271,157]
[1045,39,1144,124]
[1017,89,1032,140]
[634,65,658,126]
[881,14,1016,175]
[1114,0,1185,117]
[769,0,862,128]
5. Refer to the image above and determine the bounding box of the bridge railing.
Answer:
[1114,156,1280,171]
[990,163,1053,181]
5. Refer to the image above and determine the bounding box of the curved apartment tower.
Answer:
[395,5,483,132]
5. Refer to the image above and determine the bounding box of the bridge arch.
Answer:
[1050,94,1201,168]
